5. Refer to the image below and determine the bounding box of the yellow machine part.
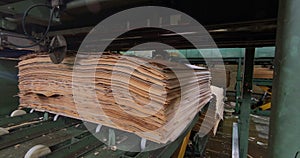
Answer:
[259,86,272,95]
[258,86,272,110]
[260,102,271,110]
[173,130,191,158]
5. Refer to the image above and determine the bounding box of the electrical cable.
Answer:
[22,4,52,37]
[5,4,56,48]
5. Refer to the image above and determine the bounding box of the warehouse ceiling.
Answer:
[0,0,279,49]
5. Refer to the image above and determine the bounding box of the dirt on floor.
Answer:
[203,115,268,158]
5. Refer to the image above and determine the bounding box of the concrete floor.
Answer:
[204,115,268,158]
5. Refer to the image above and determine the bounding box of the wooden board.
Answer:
[18,53,211,143]
[253,68,274,79]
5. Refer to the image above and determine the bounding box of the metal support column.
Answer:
[235,54,243,113]
[239,47,255,158]
[269,0,300,157]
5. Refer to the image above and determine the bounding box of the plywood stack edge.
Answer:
[18,53,212,144]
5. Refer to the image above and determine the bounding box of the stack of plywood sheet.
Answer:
[253,68,274,79]
[18,53,211,143]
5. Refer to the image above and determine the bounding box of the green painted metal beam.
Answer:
[253,79,273,86]
[238,47,255,158]
[251,109,271,117]
[268,0,300,157]
[235,55,243,113]
[166,47,275,59]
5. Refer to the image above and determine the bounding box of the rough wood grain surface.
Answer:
[253,68,274,79]
[18,53,211,143]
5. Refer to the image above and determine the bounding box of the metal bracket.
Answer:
[140,138,147,151]
[30,109,35,113]
[43,112,49,121]
[49,35,67,64]
[53,114,59,121]
[51,0,66,19]
[108,129,116,147]
[51,0,66,10]
[95,124,102,133]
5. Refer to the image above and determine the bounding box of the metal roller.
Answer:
[24,145,51,158]
[10,110,26,117]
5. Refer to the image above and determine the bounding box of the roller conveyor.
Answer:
[0,107,205,158]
